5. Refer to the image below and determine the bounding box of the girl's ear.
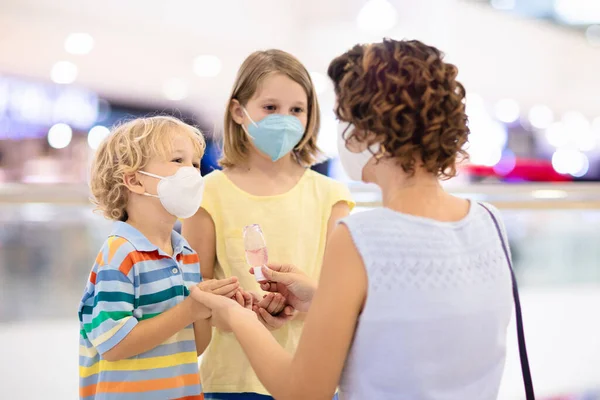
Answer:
[230,99,245,125]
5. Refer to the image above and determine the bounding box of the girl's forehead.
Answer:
[252,73,307,103]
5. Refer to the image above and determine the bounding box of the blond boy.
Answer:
[78,116,239,400]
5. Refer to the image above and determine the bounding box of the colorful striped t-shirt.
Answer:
[78,221,203,400]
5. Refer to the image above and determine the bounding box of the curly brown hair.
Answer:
[328,38,469,179]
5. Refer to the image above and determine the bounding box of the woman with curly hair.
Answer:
[189,39,519,400]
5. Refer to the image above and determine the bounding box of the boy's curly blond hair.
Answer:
[90,116,206,221]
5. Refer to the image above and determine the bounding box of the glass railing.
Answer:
[1,182,598,322]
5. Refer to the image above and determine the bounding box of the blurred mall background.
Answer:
[0,0,599,398]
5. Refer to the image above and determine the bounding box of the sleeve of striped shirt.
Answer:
[82,237,139,356]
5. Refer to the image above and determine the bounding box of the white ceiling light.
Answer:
[528,105,554,130]
[468,107,507,167]
[551,149,589,177]
[586,25,600,47]
[47,123,73,149]
[193,55,222,77]
[593,116,600,134]
[51,61,78,84]
[554,0,600,25]
[465,93,486,116]
[357,0,398,33]
[592,117,600,148]
[545,122,569,148]
[494,98,520,123]
[468,146,503,167]
[562,111,595,152]
[310,71,330,96]
[162,78,188,101]
[491,0,516,11]
[64,33,94,55]
[87,125,110,150]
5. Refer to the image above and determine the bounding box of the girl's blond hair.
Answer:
[90,116,206,221]
[220,49,321,168]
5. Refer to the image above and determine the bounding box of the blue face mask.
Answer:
[242,108,305,162]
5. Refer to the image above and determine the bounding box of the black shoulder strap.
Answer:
[479,203,535,400]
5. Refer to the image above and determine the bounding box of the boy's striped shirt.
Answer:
[78,221,203,400]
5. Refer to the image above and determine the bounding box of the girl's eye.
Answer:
[264,105,276,111]
[292,107,305,114]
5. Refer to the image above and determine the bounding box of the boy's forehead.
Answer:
[169,131,191,148]
[157,129,200,155]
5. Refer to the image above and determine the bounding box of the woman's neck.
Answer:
[378,166,446,211]
[375,165,470,222]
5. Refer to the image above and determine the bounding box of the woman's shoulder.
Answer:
[339,208,386,232]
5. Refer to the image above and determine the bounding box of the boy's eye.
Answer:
[171,158,183,163]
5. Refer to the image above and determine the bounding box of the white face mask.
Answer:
[337,122,381,182]
[139,166,204,219]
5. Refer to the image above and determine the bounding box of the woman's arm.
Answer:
[326,201,351,240]
[229,223,367,399]
[182,208,216,280]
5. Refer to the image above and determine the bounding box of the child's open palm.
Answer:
[196,277,239,298]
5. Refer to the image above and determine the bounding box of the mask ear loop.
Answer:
[240,107,257,140]
[138,170,164,180]
[374,144,388,160]
[137,171,162,198]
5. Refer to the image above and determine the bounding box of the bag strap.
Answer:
[479,203,535,400]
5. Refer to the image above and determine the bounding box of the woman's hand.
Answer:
[189,286,254,332]
[250,263,317,312]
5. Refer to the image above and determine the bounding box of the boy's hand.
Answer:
[232,289,254,310]
[197,277,239,298]
[246,291,292,330]
[253,302,296,331]
[257,292,287,315]
[247,291,287,316]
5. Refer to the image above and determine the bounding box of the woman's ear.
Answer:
[123,172,145,195]
[230,99,245,125]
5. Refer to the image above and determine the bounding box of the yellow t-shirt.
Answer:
[199,169,354,395]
